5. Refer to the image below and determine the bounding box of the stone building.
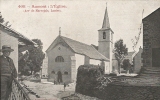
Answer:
[142,7,160,67]
[46,4,113,83]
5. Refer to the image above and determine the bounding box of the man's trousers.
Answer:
[1,75,13,100]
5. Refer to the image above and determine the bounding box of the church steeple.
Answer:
[98,2,113,74]
[102,3,110,29]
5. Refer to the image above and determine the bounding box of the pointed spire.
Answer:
[59,27,61,36]
[102,2,110,29]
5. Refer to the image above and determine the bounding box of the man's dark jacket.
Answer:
[0,55,17,78]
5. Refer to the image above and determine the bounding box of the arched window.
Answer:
[55,56,64,62]
[103,32,106,39]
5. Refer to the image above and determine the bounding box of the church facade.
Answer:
[46,4,114,83]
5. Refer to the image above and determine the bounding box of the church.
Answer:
[46,4,114,83]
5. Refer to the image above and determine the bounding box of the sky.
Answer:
[1,0,160,52]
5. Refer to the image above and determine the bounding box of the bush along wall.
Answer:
[75,64,104,97]
[75,65,160,100]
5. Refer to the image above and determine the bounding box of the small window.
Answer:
[55,56,64,62]
[51,70,55,74]
[64,71,68,75]
[103,32,106,39]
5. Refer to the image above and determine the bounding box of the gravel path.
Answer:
[23,80,75,100]
[22,80,101,100]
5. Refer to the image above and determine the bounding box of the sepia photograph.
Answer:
[0,0,160,100]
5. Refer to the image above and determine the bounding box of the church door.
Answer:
[57,71,63,84]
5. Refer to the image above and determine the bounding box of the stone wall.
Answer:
[142,8,160,67]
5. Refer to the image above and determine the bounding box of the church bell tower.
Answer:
[98,3,114,73]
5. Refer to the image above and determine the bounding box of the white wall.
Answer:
[112,59,118,73]
[0,30,18,73]
[70,56,76,82]
[84,55,90,65]
[75,54,84,71]
[90,59,101,65]
[42,55,48,76]
[90,59,110,74]
[104,61,110,74]
[75,54,84,81]
[134,48,143,73]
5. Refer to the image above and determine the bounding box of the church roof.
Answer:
[61,36,109,61]
[46,35,109,61]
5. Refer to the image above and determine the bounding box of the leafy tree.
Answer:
[28,39,45,74]
[114,39,128,74]
[32,39,43,48]
[0,12,4,23]
[0,12,11,27]
[122,59,131,74]
[18,39,45,75]
[18,51,31,76]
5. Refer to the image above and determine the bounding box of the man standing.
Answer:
[0,45,17,100]
[64,83,66,91]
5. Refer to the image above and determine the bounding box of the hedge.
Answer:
[76,65,160,100]
[75,64,104,97]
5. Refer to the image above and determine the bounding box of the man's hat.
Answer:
[0,45,14,52]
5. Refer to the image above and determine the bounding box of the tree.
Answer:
[18,39,45,75]
[28,39,45,74]
[18,51,31,76]
[114,39,128,74]
[122,59,131,74]
[0,12,4,23]
[0,12,11,27]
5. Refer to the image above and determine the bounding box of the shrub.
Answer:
[75,64,104,97]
